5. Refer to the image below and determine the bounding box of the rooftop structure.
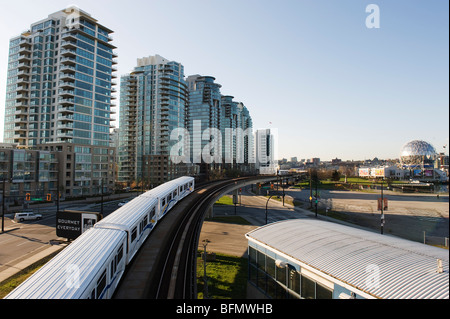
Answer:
[246,219,449,299]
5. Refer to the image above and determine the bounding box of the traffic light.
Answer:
[47,194,51,202]
[26,193,31,201]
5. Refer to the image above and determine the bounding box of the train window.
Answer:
[110,260,115,280]
[162,198,166,207]
[150,208,155,220]
[131,227,137,242]
[96,270,107,299]
[140,216,148,233]
[90,289,95,299]
[117,245,123,263]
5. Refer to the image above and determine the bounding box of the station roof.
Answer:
[246,219,449,299]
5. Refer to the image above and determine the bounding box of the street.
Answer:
[0,194,136,281]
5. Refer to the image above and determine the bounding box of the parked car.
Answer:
[14,211,43,222]
[118,201,129,207]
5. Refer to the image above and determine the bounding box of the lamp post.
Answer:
[380,179,384,235]
[265,195,274,225]
[1,178,5,233]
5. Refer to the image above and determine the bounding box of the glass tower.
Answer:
[186,75,222,176]
[3,6,117,148]
[118,55,189,186]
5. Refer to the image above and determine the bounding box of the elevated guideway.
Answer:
[113,175,289,299]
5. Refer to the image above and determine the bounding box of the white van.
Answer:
[14,211,42,222]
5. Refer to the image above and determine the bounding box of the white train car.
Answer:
[5,176,195,299]
[94,196,158,264]
[141,176,194,220]
[5,227,127,299]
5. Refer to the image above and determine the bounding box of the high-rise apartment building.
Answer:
[4,6,116,147]
[118,55,189,186]
[221,95,254,171]
[3,6,117,197]
[186,75,223,176]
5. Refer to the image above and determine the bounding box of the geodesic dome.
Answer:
[400,140,436,167]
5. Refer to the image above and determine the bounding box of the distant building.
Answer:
[255,129,278,175]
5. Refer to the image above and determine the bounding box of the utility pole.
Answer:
[2,178,5,233]
[309,169,313,209]
[315,178,318,218]
[101,178,104,217]
[380,180,384,235]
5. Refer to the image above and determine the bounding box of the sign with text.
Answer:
[56,211,102,240]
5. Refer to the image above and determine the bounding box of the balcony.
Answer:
[59,73,75,81]
[18,54,31,63]
[60,49,76,57]
[61,40,77,49]
[58,89,75,97]
[18,62,31,70]
[60,65,76,74]
[14,116,28,124]
[57,131,74,138]
[59,81,75,89]
[60,57,76,66]
[17,70,30,78]
[61,32,77,41]
[58,105,75,113]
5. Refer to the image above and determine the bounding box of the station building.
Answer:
[246,219,449,299]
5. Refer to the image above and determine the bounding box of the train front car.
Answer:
[5,227,127,299]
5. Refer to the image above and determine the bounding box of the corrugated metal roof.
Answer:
[96,196,157,228]
[246,219,449,299]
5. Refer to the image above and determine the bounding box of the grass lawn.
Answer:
[197,252,248,299]
[215,195,234,206]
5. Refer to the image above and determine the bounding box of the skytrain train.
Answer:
[5,176,195,299]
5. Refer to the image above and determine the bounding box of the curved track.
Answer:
[113,176,277,299]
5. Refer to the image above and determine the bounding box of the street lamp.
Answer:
[265,195,274,225]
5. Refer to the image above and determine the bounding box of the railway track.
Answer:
[113,176,277,299]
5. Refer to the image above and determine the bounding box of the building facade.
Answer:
[220,95,254,172]
[118,55,190,186]
[2,6,117,198]
[0,142,115,205]
[4,6,117,148]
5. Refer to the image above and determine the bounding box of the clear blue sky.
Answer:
[0,0,448,161]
